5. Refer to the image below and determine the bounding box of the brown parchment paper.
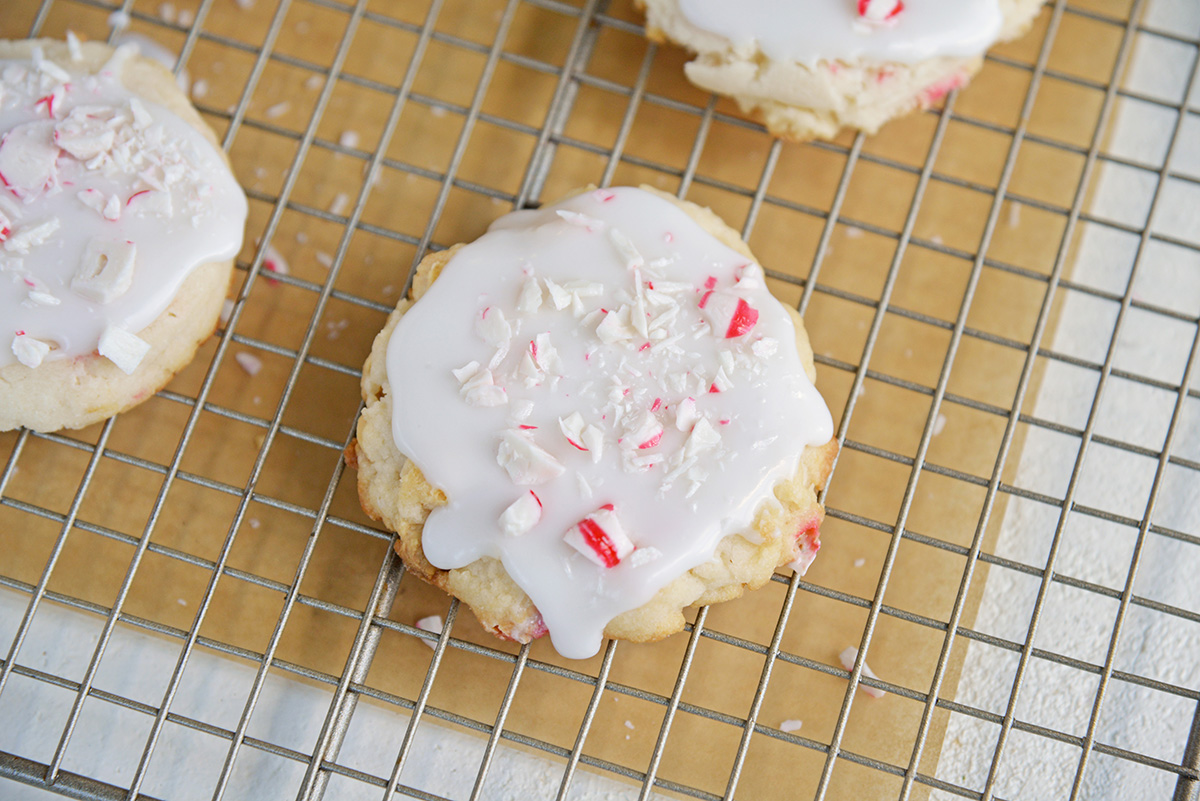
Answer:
[0,0,1132,797]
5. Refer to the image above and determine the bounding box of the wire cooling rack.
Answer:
[2,0,1200,799]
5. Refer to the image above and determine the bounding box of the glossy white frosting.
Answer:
[676,0,1004,66]
[385,187,833,659]
[0,44,247,372]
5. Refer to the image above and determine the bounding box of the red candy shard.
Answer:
[564,504,634,568]
[725,298,759,338]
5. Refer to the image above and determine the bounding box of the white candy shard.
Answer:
[66,30,84,62]
[780,719,804,734]
[26,289,60,306]
[607,227,644,269]
[581,424,604,463]
[543,277,571,310]
[682,416,721,458]
[98,325,150,374]
[499,490,542,537]
[674,396,699,431]
[595,307,636,344]
[563,504,635,568]
[235,351,263,376]
[12,332,50,367]
[530,332,560,375]
[475,306,512,350]
[556,209,604,231]
[5,218,61,254]
[751,337,778,359]
[839,646,887,699]
[71,239,136,304]
[626,546,662,568]
[415,614,443,649]
[452,360,481,383]
[458,365,507,407]
[497,429,564,485]
[54,108,117,160]
[102,194,121,221]
[517,275,542,313]
[559,412,588,451]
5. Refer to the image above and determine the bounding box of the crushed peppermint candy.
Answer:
[234,351,263,376]
[564,505,635,568]
[386,187,833,659]
[857,0,905,23]
[839,646,887,699]
[499,490,542,537]
[415,614,444,649]
[12,332,51,368]
[98,324,150,374]
[0,44,247,373]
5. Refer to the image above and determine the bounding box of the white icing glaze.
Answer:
[676,0,1003,66]
[385,187,833,659]
[0,44,247,372]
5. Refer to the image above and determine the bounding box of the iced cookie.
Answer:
[0,38,247,432]
[638,0,1045,140]
[354,186,837,659]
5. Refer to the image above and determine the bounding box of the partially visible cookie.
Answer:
[0,38,247,432]
[638,0,1045,140]
[355,186,837,659]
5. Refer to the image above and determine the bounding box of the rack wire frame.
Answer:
[0,0,1198,799]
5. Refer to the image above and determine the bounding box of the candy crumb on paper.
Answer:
[839,646,887,699]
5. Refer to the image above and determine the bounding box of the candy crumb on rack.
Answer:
[234,352,262,376]
[839,646,887,699]
[780,719,803,733]
[415,615,444,649]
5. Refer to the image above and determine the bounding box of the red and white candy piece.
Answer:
[71,239,136,304]
[625,410,663,450]
[499,490,542,537]
[564,504,634,568]
[700,290,759,339]
[97,324,150,374]
[560,412,602,456]
[788,523,821,576]
[0,122,60,199]
[857,0,904,23]
[497,429,564,485]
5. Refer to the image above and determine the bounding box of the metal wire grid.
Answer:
[0,0,1197,799]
